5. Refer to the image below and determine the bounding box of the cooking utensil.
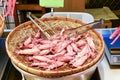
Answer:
[27,12,55,38]
[62,19,104,36]
[27,12,104,38]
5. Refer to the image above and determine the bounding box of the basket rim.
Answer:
[0,15,5,37]
[5,16,104,77]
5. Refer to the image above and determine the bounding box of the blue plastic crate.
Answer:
[96,28,120,50]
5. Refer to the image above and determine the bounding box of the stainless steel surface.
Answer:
[1,61,101,80]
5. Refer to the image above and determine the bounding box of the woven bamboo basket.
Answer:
[0,15,4,37]
[6,16,104,78]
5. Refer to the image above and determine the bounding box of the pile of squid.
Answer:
[15,29,98,70]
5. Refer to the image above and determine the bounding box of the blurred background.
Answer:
[0,0,120,29]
